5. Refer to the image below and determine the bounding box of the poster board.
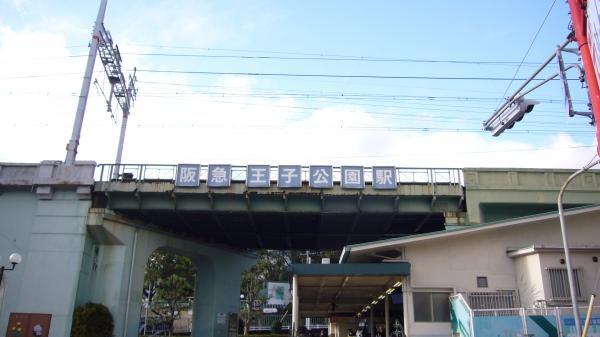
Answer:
[5,313,52,337]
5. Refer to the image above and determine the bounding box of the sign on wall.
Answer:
[341,166,364,189]
[278,165,302,188]
[266,282,291,305]
[247,165,270,188]
[373,166,397,189]
[176,164,200,187]
[207,165,231,187]
[6,313,52,337]
[309,166,333,188]
[174,164,401,190]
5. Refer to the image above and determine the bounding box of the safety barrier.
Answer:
[96,163,463,186]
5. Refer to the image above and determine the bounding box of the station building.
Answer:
[291,205,600,337]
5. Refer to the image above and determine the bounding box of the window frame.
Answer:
[412,291,451,323]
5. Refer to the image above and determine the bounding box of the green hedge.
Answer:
[71,303,114,337]
[238,334,288,337]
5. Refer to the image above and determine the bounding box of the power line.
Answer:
[497,0,558,108]
[137,87,586,109]
[120,51,545,67]
[0,71,104,80]
[118,122,593,135]
[125,94,594,131]
[323,145,596,159]
[136,68,579,81]
[137,80,588,104]
[136,90,591,121]
[125,43,548,66]
[6,120,593,135]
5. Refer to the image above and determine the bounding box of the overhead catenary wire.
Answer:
[2,87,589,122]
[63,117,591,135]
[495,0,558,110]
[321,145,596,159]
[135,92,594,124]
[135,68,581,81]
[135,87,589,112]
[124,43,549,66]
[119,51,543,67]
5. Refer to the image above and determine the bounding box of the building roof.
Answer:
[340,204,600,263]
[290,263,408,317]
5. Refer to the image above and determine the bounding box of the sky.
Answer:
[0,0,598,169]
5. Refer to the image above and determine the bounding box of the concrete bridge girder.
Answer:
[96,182,465,249]
[104,192,463,214]
[464,168,600,223]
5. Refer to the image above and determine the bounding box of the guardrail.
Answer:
[248,315,328,332]
[95,164,464,186]
[451,294,600,337]
[467,291,521,311]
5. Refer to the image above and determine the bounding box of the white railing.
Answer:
[248,315,329,332]
[472,306,600,336]
[467,291,521,312]
[95,163,464,186]
[452,291,600,337]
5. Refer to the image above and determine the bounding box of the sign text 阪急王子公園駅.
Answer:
[175,164,398,189]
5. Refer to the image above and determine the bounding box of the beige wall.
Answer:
[402,284,452,337]
[397,210,600,337]
[537,252,600,304]
[513,254,544,307]
[329,317,355,337]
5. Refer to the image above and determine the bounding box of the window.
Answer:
[476,276,488,288]
[547,267,583,300]
[413,292,450,322]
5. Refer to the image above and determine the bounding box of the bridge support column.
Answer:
[292,274,300,336]
[192,254,247,337]
[385,294,390,337]
[83,209,255,337]
[369,306,374,337]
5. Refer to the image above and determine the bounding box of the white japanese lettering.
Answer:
[211,167,228,183]
[313,168,330,184]
[250,168,268,183]
[281,168,299,183]
[179,167,198,183]
[344,169,361,184]
[375,169,394,185]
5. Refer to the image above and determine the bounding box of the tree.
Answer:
[239,269,264,336]
[238,250,342,335]
[144,250,196,336]
[240,250,300,335]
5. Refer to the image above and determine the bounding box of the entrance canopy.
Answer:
[290,263,409,317]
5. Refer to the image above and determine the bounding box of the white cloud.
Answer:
[0,25,597,170]
[11,0,25,12]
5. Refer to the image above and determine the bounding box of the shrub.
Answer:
[70,302,114,337]
[271,319,283,334]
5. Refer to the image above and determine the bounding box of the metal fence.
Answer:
[467,291,521,313]
[248,315,328,332]
[95,163,463,186]
[451,294,600,337]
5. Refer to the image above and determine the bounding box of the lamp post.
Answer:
[0,253,22,285]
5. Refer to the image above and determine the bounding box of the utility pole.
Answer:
[96,27,137,177]
[65,0,108,165]
[566,0,600,156]
[64,0,137,169]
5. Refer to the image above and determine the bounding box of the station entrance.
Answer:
[290,263,409,337]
